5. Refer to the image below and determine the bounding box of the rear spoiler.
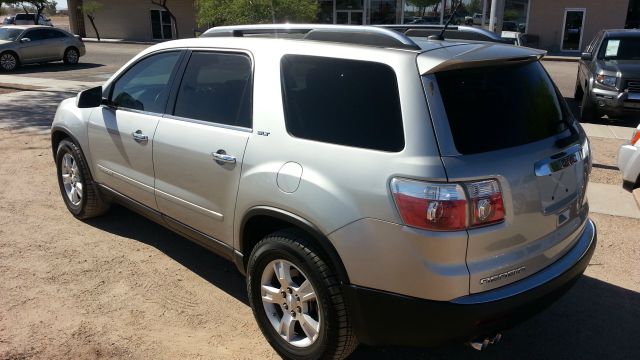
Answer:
[418,43,546,74]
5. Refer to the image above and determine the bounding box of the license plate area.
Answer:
[535,145,583,215]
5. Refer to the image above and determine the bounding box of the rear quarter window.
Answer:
[281,55,404,152]
[434,61,569,154]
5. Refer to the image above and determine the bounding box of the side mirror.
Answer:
[76,86,103,108]
[580,52,593,61]
[19,38,30,43]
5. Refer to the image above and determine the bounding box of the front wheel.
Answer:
[580,91,599,122]
[0,52,18,71]
[63,47,79,64]
[247,230,357,360]
[55,139,110,219]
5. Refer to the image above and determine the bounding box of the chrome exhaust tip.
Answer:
[468,333,502,351]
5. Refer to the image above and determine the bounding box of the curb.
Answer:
[634,188,640,209]
[81,38,158,46]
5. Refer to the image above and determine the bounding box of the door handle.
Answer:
[132,130,148,142]
[212,151,236,164]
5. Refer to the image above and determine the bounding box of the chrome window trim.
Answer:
[162,114,253,133]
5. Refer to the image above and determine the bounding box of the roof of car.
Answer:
[603,29,640,37]
[1,25,51,30]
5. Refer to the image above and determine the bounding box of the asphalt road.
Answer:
[9,42,149,82]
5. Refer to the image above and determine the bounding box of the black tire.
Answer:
[63,47,79,65]
[55,139,110,219]
[0,51,18,72]
[573,76,584,101]
[247,229,358,360]
[580,90,599,122]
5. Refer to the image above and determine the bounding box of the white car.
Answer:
[501,31,525,46]
[13,13,52,26]
[618,125,640,190]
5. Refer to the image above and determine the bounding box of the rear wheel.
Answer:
[55,139,110,219]
[0,51,18,71]
[247,230,357,360]
[63,47,79,64]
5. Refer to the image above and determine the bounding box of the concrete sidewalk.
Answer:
[582,123,635,141]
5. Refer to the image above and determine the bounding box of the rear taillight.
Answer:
[631,130,640,146]
[390,178,505,231]
[467,180,505,228]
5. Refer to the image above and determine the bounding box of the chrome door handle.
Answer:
[132,130,148,142]
[212,151,236,164]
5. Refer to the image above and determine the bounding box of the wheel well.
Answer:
[1,50,20,63]
[51,129,70,159]
[65,46,79,53]
[240,211,350,284]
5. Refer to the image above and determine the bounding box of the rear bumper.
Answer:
[342,219,597,347]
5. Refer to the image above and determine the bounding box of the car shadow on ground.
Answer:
[11,62,104,74]
[84,204,249,305]
[565,97,640,128]
[87,206,640,359]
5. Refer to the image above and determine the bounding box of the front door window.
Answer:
[561,9,585,51]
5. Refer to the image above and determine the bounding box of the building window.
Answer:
[369,0,397,24]
[150,9,174,40]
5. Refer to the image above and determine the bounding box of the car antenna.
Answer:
[428,0,463,41]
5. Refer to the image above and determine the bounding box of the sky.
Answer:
[57,0,68,10]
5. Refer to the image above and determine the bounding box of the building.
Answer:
[67,0,638,53]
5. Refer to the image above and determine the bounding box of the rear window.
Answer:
[281,55,404,152]
[434,61,568,154]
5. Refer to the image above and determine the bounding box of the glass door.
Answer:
[561,8,585,51]
[336,11,365,24]
[335,0,365,24]
[150,10,174,40]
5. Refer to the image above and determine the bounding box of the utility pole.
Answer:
[440,0,445,25]
[489,0,504,33]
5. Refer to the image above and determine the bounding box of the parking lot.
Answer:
[0,42,639,359]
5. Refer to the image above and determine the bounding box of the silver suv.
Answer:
[51,25,597,359]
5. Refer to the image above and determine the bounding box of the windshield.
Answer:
[598,37,640,60]
[433,61,570,155]
[0,28,22,41]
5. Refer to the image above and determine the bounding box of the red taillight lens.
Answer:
[390,178,467,231]
[466,180,505,227]
[391,178,505,231]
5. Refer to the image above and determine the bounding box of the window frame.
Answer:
[163,48,255,132]
[105,49,187,116]
[279,53,405,152]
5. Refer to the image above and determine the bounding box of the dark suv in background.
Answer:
[575,29,640,121]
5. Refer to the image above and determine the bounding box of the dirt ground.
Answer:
[1,125,639,360]
[0,128,277,359]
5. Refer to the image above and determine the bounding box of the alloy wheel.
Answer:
[260,259,322,348]
[61,153,83,206]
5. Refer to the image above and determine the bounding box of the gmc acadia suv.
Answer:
[51,24,597,359]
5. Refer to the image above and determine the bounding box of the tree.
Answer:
[196,0,318,27]
[406,0,439,17]
[151,0,178,38]
[82,0,102,41]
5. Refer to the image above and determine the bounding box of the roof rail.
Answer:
[376,24,505,43]
[202,24,421,50]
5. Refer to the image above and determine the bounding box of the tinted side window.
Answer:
[46,29,66,38]
[173,52,252,127]
[281,55,404,152]
[24,29,46,41]
[111,51,181,113]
